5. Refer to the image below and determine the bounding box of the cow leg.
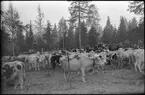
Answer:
[140,62,144,74]
[97,65,101,74]
[128,56,131,64]
[34,63,37,71]
[76,71,80,76]
[119,59,122,68]
[138,61,143,73]
[53,62,56,69]
[23,68,26,81]
[19,76,24,90]
[43,62,45,68]
[100,65,104,74]
[29,63,31,70]
[81,68,86,83]
[38,62,40,70]
[64,71,67,80]
[134,61,138,72]
[120,58,123,68]
[14,84,17,89]
[14,81,18,89]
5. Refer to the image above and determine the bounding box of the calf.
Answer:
[2,61,25,89]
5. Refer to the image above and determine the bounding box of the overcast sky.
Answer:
[1,1,140,28]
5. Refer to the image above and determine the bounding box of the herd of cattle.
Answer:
[1,44,144,90]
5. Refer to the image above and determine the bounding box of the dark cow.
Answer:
[50,53,62,69]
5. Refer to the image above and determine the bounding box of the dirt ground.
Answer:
[2,66,144,94]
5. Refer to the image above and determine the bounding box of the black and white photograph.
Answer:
[1,1,144,94]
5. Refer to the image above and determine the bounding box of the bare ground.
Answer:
[2,66,145,94]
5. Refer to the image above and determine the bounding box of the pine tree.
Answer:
[102,16,113,44]
[117,16,127,43]
[127,17,138,43]
[81,21,88,47]
[69,1,91,48]
[86,4,100,28]
[35,4,45,51]
[51,24,59,49]
[2,2,22,56]
[75,27,79,48]
[58,17,68,49]
[128,1,144,23]
[43,20,52,50]
[1,21,11,55]
[88,25,99,47]
[67,23,75,49]
[16,25,25,54]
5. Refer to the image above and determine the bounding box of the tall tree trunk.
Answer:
[79,1,81,49]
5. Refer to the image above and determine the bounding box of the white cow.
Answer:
[59,52,106,83]
[26,53,40,71]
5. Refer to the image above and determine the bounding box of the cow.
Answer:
[94,52,108,72]
[132,49,144,74]
[50,53,62,69]
[115,48,130,67]
[105,50,117,66]
[9,56,17,61]
[1,56,11,62]
[26,53,40,71]
[107,48,129,68]
[2,61,26,90]
[59,52,106,83]
[17,54,29,70]
[17,54,28,62]
[39,54,48,68]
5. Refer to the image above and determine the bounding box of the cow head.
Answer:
[2,64,14,80]
[111,53,117,60]
[94,53,107,66]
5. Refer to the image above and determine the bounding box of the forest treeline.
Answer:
[1,1,144,56]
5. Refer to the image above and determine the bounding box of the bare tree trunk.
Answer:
[79,1,81,49]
